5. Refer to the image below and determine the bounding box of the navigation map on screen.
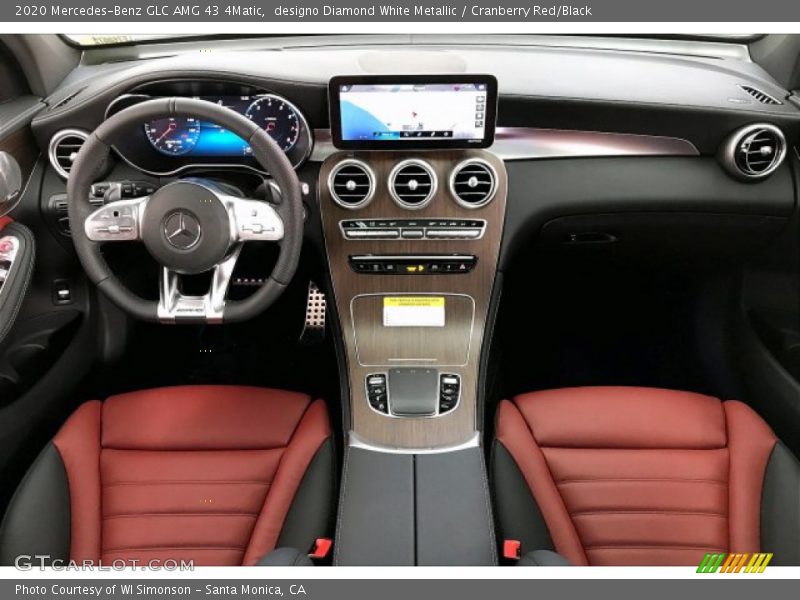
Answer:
[338,82,489,143]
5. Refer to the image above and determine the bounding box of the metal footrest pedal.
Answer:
[298,281,326,345]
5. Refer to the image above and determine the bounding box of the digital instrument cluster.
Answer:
[143,95,304,157]
[106,90,313,175]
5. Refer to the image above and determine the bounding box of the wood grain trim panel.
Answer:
[319,149,507,450]
[351,293,475,367]
[0,126,38,187]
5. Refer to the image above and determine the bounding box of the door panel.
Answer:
[0,40,97,514]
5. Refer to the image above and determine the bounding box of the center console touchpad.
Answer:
[388,368,439,416]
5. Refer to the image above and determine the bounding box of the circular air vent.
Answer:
[720,123,787,181]
[328,159,375,209]
[389,159,437,209]
[449,159,498,209]
[48,129,89,180]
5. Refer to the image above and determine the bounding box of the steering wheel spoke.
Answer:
[157,244,242,324]
[222,195,284,243]
[84,196,148,242]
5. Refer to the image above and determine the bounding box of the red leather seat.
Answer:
[0,386,334,566]
[492,387,800,566]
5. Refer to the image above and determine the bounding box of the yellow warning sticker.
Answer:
[383,296,445,327]
[384,297,445,308]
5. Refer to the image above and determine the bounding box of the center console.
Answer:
[320,75,505,564]
[320,149,507,450]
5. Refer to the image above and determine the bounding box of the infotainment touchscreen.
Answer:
[329,75,497,150]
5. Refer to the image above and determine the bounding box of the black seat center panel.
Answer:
[335,447,497,566]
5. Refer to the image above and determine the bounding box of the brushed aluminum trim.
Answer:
[348,430,480,455]
[311,127,699,162]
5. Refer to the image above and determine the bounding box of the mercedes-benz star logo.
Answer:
[163,210,201,250]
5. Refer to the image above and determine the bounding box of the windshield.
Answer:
[64,34,194,46]
[63,33,759,47]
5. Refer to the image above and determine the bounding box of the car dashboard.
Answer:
[26,37,800,452]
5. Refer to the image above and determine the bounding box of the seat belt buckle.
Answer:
[309,538,333,561]
[503,539,522,561]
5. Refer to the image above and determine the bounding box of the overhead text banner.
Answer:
[3,0,800,22]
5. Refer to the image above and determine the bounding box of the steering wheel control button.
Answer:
[230,198,284,242]
[366,373,389,414]
[85,200,142,242]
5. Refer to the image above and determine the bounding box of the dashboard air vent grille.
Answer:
[450,159,498,208]
[48,129,88,179]
[329,159,375,209]
[734,127,785,177]
[740,85,782,105]
[389,160,436,209]
[720,124,787,181]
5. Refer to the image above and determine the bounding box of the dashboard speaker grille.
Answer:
[734,126,786,177]
[329,160,375,209]
[450,159,497,208]
[389,160,436,209]
[48,129,89,179]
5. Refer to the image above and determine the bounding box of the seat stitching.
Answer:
[571,510,727,518]
[103,545,246,552]
[103,512,259,519]
[542,446,727,451]
[103,480,271,487]
[585,544,726,551]
[557,477,726,485]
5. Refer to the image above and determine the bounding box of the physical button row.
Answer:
[341,218,485,241]
[344,228,482,240]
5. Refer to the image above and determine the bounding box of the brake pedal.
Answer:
[299,281,326,345]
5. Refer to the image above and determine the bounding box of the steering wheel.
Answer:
[67,98,303,324]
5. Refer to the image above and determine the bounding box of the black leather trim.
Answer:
[0,96,44,139]
[415,448,498,565]
[517,550,572,566]
[334,448,415,566]
[0,443,70,566]
[277,438,336,552]
[0,221,35,347]
[761,441,800,565]
[256,547,313,566]
[490,440,554,554]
